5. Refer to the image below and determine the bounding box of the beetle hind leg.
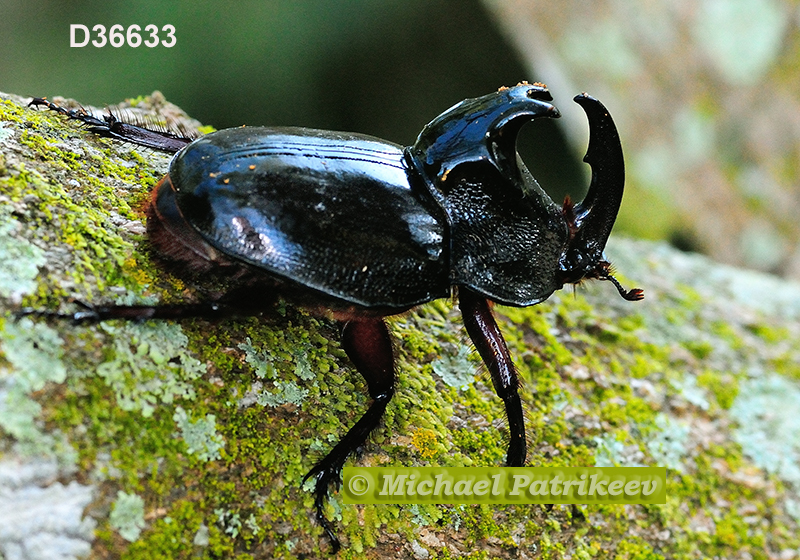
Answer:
[29,96,192,153]
[303,318,395,553]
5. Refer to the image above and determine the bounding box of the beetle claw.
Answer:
[303,464,343,553]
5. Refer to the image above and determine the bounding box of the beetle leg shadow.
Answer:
[302,318,395,554]
[459,288,527,466]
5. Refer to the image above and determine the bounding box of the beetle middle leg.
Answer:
[303,317,395,553]
[459,288,527,466]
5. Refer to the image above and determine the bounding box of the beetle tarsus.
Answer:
[303,467,342,554]
[610,282,643,301]
[301,397,391,552]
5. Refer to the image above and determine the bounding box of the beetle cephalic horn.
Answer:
[561,94,642,301]
[570,94,625,262]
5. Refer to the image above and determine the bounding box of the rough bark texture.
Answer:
[2,91,800,560]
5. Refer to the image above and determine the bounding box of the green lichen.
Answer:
[431,344,477,390]
[110,491,146,542]
[612,537,664,560]
[697,369,739,409]
[173,406,225,462]
[96,321,207,417]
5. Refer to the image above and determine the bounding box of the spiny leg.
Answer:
[303,318,395,553]
[28,97,192,153]
[459,288,526,466]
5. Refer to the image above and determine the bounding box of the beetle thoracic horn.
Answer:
[570,93,625,261]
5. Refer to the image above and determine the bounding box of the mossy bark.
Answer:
[2,91,800,560]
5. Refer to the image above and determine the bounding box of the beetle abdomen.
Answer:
[163,127,450,309]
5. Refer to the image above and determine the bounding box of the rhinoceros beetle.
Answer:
[26,83,642,552]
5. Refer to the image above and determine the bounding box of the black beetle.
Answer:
[26,83,642,552]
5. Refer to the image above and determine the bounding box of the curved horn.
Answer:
[571,94,625,258]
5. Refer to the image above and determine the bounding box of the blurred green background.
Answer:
[0,0,584,204]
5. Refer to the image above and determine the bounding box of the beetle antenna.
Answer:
[589,260,643,301]
[600,273,644,301]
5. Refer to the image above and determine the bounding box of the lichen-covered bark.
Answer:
[1,91,800,560]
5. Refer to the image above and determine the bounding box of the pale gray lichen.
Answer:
[253,380,309,408]
[245,513,261,536]
[671,374,710,411]
[214,509,242,539]
[645,414,690,473]
[0,219,47,303]
[786,498,800,525]
[593,433,643,467]
[730,374,800,486]
[192,523,209,546]
[0,318,75,464]
[560,19,642,80]
[411,539,431,560]
[672,105,717,167]
[173,406,225,462]
[293,349,315,381]
[593,415,689,472]
[238,337,275,379]
[693,0,788,85]
[109,491,146,542]
[238,338,312,407]
[0,458,95,560]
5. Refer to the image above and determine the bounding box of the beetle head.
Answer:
[558,94,643,301]
[408,84,641,305]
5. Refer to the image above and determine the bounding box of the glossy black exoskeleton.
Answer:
[26,83,642,552]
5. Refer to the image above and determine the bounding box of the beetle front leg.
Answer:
[16,301,237,323]
[303,317,395,553]
[459,288,527,466]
